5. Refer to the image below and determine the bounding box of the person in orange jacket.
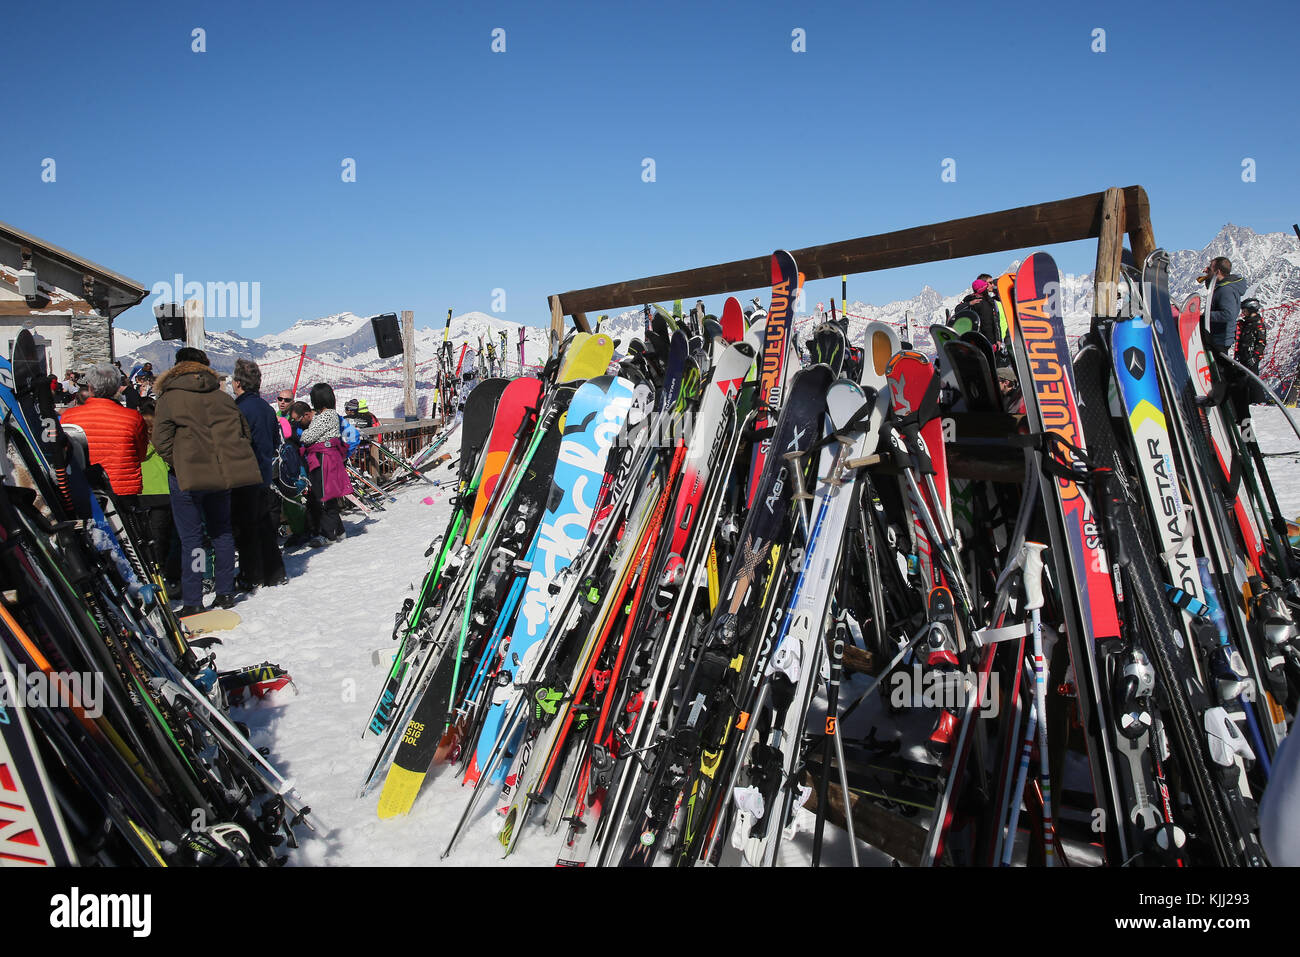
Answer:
[59,362,148,501]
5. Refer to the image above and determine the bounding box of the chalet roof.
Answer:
[0,218,148,319]
[0,219,145,292]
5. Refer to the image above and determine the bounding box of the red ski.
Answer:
[745,251,799,507]
[1176,295,1265,575]
[719,296,746,344]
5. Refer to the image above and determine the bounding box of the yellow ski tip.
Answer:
[376,765,426,819]
[557,333,615,384]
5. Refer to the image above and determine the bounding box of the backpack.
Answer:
[1235,314,1266,363]
[346,414,372,453]
[273,441,304,498]
[338,414,362,455]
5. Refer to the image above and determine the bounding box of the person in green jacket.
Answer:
[138,398,181,592]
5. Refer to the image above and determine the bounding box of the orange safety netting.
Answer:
[257,349,540,419]
[1258,300,1300,391]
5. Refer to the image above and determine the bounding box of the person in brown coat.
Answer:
[152,347,263,616]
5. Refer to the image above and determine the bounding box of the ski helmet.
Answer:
[1240,298,1261,314]
[345,398,360,414]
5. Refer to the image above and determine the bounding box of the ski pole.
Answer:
[813,618,859,868]
[837,622,930,726]
[376,440,433,483]
[1021,540,1055,866]
[885,422,976,622]
[347,464,397,503]
[1001,687,1037,866]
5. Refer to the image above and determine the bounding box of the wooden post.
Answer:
[401,309,416,422]
[548,295,565,359]
[1093,187,1126,319]
[184,298,206,350]
[1127,187,1156,273]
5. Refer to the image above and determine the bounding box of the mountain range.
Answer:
[116,224,1300,377]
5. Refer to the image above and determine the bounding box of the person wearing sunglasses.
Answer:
[276,391,295,440]
[1198,256,1249,352]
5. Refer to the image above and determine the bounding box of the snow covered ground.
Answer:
[210,405,1300,867]
[1254,406,1300,516]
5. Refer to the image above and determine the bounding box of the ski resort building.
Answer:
[0,219,147,378]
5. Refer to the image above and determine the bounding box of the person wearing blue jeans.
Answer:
[151,347,264,617]
[168,472,235,609]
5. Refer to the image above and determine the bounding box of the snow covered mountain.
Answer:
[115,310,553,378]
[256,312,371,348]
[578,225,1300,354]
[1168,224,1300,305]
[115,224,1300,375]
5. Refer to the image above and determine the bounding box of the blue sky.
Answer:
[5,0,1297,335]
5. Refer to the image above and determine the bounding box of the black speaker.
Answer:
[371,313,403,358]
[153,302,186,341]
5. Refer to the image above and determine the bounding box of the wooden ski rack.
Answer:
[546,186,1152,339]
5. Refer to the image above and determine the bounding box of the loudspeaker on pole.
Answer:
[153,301,186,341]
[371,313,403,358]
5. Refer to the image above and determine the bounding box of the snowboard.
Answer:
[559,333,616,384]
[456,377,510,491]
[465,377,544,540]
[181,609,243,634]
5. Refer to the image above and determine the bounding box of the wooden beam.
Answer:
[553,186,1150,317]
[1093,187,1126,319]
[572,311,591,334]
[802,770,929,866]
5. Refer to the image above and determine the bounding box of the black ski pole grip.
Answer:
[904,424,934,475]
[883,425,911,471]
